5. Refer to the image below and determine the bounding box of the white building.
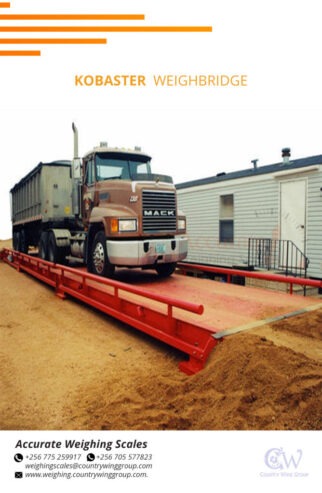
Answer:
[177,149,322,279]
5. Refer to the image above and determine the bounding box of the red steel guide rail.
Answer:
[178,262,322,294]
[0,249,219,375]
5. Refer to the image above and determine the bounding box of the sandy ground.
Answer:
[0,238,321,430]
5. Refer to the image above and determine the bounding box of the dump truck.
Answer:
[10,123,188,277]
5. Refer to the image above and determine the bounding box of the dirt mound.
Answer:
[273,310,322,340]
[73,333,322,431]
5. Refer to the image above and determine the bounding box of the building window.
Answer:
[219,194,234,242]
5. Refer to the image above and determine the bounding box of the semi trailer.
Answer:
[10,124,188,277]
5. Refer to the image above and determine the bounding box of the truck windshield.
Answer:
[96,152,152,181]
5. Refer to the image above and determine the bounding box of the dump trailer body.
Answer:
[11,160,73,225]
[10,161,76,250]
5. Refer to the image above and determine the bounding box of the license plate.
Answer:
[155,243,166,254]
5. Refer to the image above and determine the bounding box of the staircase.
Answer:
[248,238,309,277]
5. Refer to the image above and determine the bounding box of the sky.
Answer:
[1,0,322,240]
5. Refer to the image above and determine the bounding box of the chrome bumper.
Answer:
[106,236,188,266]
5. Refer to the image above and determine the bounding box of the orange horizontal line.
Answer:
[0,26,212,33]
[0,38,107,44]
[0,50,40,56]
[0,14,145,20]
[0,2,10,7]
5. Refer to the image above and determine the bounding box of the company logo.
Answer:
[264,447,302,470]
[260,447,309,479]
[144,210,175,217]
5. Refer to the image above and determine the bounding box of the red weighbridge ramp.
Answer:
[0,249,218,375]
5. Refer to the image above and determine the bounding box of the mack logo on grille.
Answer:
[143,210,175,217]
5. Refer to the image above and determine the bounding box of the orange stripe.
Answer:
[0,50,41,56]
[0,14,145,20]
[0,2,10,7]
[0,38,107,44]
[0,26,212,33]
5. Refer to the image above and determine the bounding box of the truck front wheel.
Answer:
[155,262,177,277]
[90,231,115,277]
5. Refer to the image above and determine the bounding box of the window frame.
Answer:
[219,194,234,243]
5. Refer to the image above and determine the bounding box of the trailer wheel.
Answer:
[38,232,48,260]
[90,231,115,277]
[13,231,20,251]
[19,229,28,254]
[155,262,177,277]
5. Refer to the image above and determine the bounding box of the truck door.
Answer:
[82,156,96,226]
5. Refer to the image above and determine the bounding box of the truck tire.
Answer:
[13,231,20,251]
[38,232,48,260]
[14,230,29,253]
[47,231,65,264]
[90,231,115,277]
[19,229,28,254]
[155,262,177,277]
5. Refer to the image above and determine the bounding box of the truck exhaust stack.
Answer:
[72,122,79,159]
[71,123,82,215]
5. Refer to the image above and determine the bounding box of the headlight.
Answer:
[178,218,186,231]
[118,219,137,232]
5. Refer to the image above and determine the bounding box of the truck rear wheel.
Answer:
[13,230,28,253]
[13,231,20,251]
[19,229,29,254]
[90,231,115,277]
[38,232,48,260]
[47,231,65,264]
[155,262,177,277]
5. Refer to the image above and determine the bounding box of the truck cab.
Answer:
[71,141,188,277]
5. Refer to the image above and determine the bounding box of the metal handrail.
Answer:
[178,261,322,295]
[248,238,309,277]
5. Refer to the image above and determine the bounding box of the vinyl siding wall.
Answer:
[306,170,322,278]
[177,166,322,278]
